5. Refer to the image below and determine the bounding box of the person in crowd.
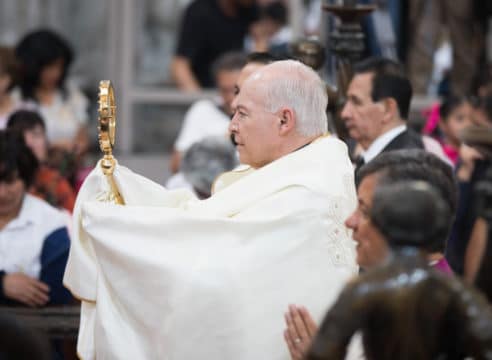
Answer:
[351,151,456,272]
[14,29,89,156]
[0,130,72,307]
[245,1,291,59]
[354,151,455,274]
[283,149,456,359]
[171,0,258,91]
[65,60,358,359]
[305,181,492,360]
[0,47,19,129]
[470,148,492,302]
[423,96,473,165]
[407,0,481,95]
[361,0,404,61]
[341,57,423,173]
[169,136,238,198]
[170,51,246,173]
[449,95,492,275]
[7,110,75,212]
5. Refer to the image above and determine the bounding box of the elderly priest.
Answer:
[64,60,358,359]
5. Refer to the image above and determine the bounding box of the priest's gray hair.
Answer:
[181,136,238,197]
[260,60,328,137]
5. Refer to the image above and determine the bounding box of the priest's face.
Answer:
[344,173,389,269]
[230,74,280,168]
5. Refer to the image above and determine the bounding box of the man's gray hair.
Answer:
[181,136,238,197]
[261,60,328,137]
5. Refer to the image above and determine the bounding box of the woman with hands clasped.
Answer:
[284,304,317,360]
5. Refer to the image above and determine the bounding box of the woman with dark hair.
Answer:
[306,182,492,360]
[7,110,76,212]
[0,130,72,307]
[14,29,89,156]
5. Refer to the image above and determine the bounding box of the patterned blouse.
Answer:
[29,166,76,213]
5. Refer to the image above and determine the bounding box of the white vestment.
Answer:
[64,136,358,359]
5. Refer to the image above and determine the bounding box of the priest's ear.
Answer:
[277,107,296,136]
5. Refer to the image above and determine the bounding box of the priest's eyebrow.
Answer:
[235,104,249,114]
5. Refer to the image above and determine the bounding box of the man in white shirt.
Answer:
[341,57,424,173]
[0,130,72,307]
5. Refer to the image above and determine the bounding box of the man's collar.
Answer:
[3,194,38,230]
[362,125,406,163]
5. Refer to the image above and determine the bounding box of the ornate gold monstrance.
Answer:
[98,80,125,205]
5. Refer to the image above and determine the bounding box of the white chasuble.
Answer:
[64,136,359,359]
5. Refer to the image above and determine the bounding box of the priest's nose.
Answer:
[230,122,239,133]
[229,121,239,145]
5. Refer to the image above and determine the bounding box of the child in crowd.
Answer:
[423,96,473,165]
